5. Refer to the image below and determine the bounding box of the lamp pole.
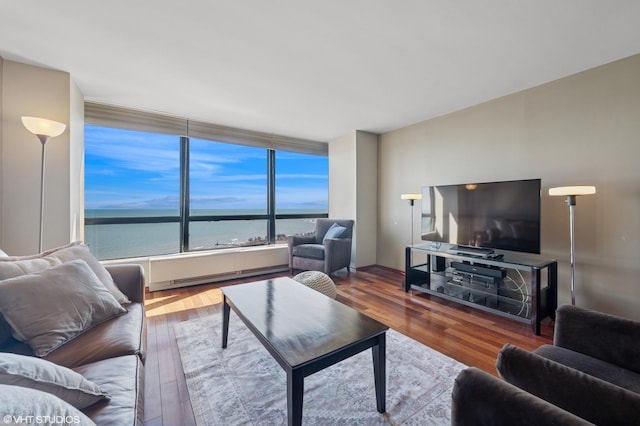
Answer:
[21,117,66,253]
[38,136,48,253]
[566,195,577,305]
[549,185,596,306]
[409,199,416,247]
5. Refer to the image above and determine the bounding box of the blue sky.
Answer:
[84,125,328,211]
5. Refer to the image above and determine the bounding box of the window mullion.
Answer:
[180,136,190,252]
[267,149,276,243]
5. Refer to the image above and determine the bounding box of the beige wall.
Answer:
[378,54,640,320]
[329,130,378,268]
[0,59,84,254]
[0,57,3,243]
[354,131,378,268]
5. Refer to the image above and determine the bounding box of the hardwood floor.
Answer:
[143,266,554,425]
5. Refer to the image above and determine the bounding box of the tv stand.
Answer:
[405,243,557,335]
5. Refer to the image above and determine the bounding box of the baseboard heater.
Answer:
[149,264,289,292]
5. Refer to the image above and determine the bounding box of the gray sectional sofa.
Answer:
[0,243,146,425]
[452,304,640,425]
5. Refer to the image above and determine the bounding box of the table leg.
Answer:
[222,296,230,348]
[287,369,304,426]
[372,332,386,413]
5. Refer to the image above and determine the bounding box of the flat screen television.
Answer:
[421,178,541,254]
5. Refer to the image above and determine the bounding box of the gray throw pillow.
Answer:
[0,384,96,425]
[0,353,109,409]
[0,241,130,304]
[0,259,127,357]
[323,223,347,243]
[0,314,11,346]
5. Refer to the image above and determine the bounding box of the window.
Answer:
[275,151,329,241]
[187,139,268,250]
[84,126,181,259]
[84,107,328,260]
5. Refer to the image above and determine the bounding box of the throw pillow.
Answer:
[322,223,347,243]
[0,353,109,409]
[0,259,127,357]
[0,248,7,257]
[0,241,130,304]
[0,384,96,425]
[0,241,80,261]
[0,314,11,346]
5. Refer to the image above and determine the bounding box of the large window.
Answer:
[84,126,181,259]
[187,139,268,250]
[84,113,328,260]
[275,151,329,241]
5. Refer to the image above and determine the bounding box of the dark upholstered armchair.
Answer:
[452,305,640,425]
[288,219,354,275]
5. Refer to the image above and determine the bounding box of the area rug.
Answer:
[174,311,466,425]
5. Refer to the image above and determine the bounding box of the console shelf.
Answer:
[404,243,557,335]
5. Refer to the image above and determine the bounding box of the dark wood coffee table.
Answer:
[221,277,388,426]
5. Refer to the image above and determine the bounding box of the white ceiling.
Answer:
[2,1,640,142]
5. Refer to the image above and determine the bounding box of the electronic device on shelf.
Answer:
[420,178,542,255]
[451,270,498,291]
[450,245,495,258]
[450,261,507,279]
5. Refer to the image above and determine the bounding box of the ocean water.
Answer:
[85,209,323,260]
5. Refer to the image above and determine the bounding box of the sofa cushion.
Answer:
[1,303,146,369]
[0,259,127,357]
[0,384,96,425]
[497,343,640,426]
[534,344,640,394]
[554,304,640,374]
[74,355,144,426]
[0,353,109,409]
[0,241,130,304]
[292,244,325,260]
[44,303,147,369]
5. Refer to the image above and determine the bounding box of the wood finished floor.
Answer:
[143,266,554,425]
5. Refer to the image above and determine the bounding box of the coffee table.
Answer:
[221,277,388,426]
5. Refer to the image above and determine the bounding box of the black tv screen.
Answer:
[421,179,541,254]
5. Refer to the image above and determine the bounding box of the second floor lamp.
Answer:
[401,193,422,246]
[549,185,596,305]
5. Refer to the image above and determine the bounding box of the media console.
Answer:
[405,243,557,335]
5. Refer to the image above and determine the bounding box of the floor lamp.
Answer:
[21,116,67,253]
[401,193,422,246]
[549,185,596,305]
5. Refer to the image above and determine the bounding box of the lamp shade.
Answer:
[21,116,66,138]
[400,193,422,201]
[549,186,596,196]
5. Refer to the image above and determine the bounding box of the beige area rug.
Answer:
[174,311,466,425]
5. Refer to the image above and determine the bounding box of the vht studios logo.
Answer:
[3,415,83,425]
